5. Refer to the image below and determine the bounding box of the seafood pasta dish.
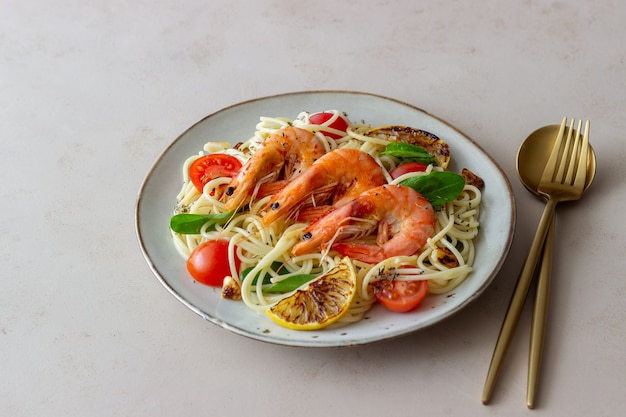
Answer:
[170,110,484,330]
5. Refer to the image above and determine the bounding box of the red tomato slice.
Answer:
[186,239,241,287]
[389,162,428,180]
[373,279,428,313]
[309,111,350,139]
[189,154,242,192]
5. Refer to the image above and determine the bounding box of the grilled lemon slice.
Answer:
[266,258,356,330]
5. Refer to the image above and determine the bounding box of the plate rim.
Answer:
[135,89,516,347]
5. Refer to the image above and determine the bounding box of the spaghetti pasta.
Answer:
[171,110,482,326]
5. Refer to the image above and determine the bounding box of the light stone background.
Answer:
[2,1,624,416]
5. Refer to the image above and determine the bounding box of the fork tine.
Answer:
[573,120,590,188]
[540,117,567,184]
[560,119,579,182]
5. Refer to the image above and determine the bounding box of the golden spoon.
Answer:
[517,124,596,408]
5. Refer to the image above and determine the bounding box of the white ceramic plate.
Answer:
[135,91,515,347]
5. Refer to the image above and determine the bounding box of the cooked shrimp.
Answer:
[261,148,386,225]
[367,125,451,168]
[291,184,435,264]
[224,127,325,211]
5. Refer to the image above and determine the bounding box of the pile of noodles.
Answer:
[172,111,482,325]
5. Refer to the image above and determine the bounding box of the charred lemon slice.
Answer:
[367,125,451,169]
[266,258,356,330]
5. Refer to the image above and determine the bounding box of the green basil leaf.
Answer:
[264,274,316,293]
[169,212,232,234]
[380,142,435,165]
[400,171,466,207]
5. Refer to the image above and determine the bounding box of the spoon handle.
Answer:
[482,197,557,404]
[527,219,555,408]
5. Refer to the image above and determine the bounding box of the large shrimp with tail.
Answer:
[291,184,435,264]
[261,148,386,225]
[224,127,325,211]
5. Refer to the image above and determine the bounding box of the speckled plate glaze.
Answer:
[135,91,515,347]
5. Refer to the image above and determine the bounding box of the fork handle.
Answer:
[482,197,558,404]
[527,219,555,408]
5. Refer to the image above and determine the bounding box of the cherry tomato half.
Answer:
[373,279,428,313]
[309,111,350,139]
[189,154,242,192]
[389,162,428,180]
[186,239,241,287]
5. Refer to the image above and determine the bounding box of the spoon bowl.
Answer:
[517,124,596,195]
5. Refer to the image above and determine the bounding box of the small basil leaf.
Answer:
[400,171,466,207]
[169,212,232,234]
[381,142,435,165]
[264,274,316,293]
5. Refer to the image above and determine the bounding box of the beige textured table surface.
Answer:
[2,1,624,415]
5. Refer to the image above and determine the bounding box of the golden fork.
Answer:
[482,117,590,406]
